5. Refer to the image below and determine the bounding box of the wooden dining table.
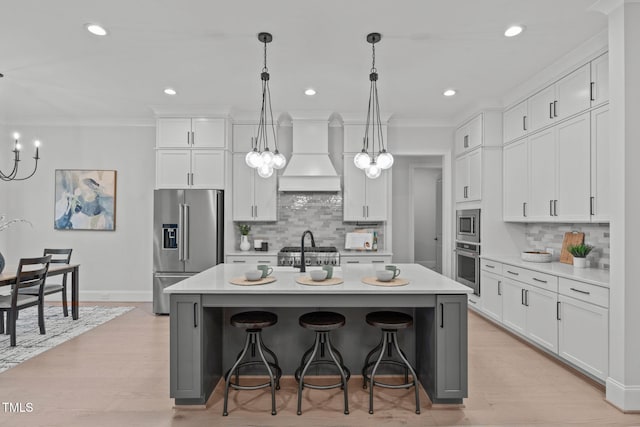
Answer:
[0,263,81,320]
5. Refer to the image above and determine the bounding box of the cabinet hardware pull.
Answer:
[255,205,258,218]
[590,196,595,216]
[590,82,595,102]
[523,202,527,217]
[258,260,270,263]
[549,102,554,119]
[232,260,246,263]
[191,131,195,145]
[507,270,519,276]
[191,173,194,186]
[187,172,190,186]
[363,206,366,218]
[464,134,469,148]
[366,206,369,218]
[523,116,527,131]
[557,301,561,320]
[554,199,558,216]
[550,200,554,216]
[533,277,547,283]
[193,302,198,327]
[485,264,495,268]
[372,260,385,263]
[570,287,590,295]
[187,131,190,145]
[346,261,359,264]
[553,100,558,117]
[498,281,502,296]
[521,288,525,305]
[525,289,529,306]
[440,303,444,328]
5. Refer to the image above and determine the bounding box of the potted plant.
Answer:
[567,243,593,268]
[238,223,251,251]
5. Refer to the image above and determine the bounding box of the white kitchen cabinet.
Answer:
[455,114,482,155]
[343,154,388,222]
[455,149,482,203]
[340,254,392,265]
[232,123,279,153]
[226,254,278,265]
[590,105,610,222]
[524,285,558,353]
[528,85,556,133]
[503,139,529,221]
[480,271,502,323]
[157,118,226,148]
[156,149,225,189]
[590,53,609,107]
[343,124,388,153]
[528,128,555,220]
[501,278,526,335]
[503,100,528,144]
[232,154,277,221]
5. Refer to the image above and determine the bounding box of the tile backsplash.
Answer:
[525,223,610,269]
[235,193,384,251]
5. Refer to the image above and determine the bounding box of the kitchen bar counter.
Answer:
[166,263,470,406]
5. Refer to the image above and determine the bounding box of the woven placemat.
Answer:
[229,276,277,286]
[361,276,410,287]
[295,276,344,286]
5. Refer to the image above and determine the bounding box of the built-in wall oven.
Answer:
[456,209,480,243]
[455,241,480,296]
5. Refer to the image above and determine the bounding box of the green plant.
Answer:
[237,223,251,236]
[567,243,593,258]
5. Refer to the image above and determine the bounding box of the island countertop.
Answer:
[164,263,471,295]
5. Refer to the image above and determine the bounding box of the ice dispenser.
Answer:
[162,224,178,249]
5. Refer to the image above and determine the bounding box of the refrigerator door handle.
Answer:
[178,203,185,261]
[184,204,190,261]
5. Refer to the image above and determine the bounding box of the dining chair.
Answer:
[0,255,51,346]
[19,249,72,317]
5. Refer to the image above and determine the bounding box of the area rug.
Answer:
[0,305,133,373]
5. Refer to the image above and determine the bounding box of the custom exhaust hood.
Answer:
[278,117,341,192]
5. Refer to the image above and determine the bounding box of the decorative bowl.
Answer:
[375,270,395,282]
[310,270,328,281]
[244,270,263,281]
[521,251,552,263]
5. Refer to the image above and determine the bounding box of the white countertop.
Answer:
[164,263,470,295]
[481,255,610,288]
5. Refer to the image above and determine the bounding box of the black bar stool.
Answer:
[362,311,420,414]
[223,311,282,416]
[294,311,350,415]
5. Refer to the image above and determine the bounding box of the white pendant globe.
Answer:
[365,162,382,179]
[261,149,275,167]
[245,149,262,168]
[377,151,394,169]
[257,163,274,178]
[272,151,287,169]
[354,150,371,169]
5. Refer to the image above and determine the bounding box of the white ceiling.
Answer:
[0,0,606,125]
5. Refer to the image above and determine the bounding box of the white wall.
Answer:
[1,125,155,301]
[413,167,441,267]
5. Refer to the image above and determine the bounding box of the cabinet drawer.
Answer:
[481,260,502,274]
[559,278,609,308]
[502,265,558,293]
[341,255,392,265]
[226,255,277,265]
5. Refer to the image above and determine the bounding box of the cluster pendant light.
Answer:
[1,132,41,182]
[354,33,393,179]
[245,32,286,178]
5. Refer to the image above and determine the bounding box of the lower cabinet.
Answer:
[170,294,203,400]
[340,254,392,265]
[435,295,468,400]
[480,271,502,323]
[501,278,527,335]
[226,254,277,265]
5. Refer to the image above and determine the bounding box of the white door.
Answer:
[343,155,367,221]
[232,154,255,221]
[524,285,558,353]
[501,279,526,335]
[467,150,482,201]
[503,100,528,143]
[528,128,556,221]
[365,171,388,221]
[528,85,556,132]
[156,149,191,188]
[591,105,610,222]
[191,150,225,189]
[192,119,225,148]
[503,139,528,221]
[481,272,502,323]
[253,167,278,221]
[555,64,591,120]
[455,155,469,203]
[591,53,609,106]
[157,118,192,148]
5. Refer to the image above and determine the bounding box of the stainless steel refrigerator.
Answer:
[153,189,224,314]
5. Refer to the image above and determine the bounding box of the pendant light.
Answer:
[245,32,286,178]
[355,33,393,179]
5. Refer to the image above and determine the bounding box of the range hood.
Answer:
[279,117,340,192]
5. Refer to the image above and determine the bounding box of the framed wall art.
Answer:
[54,169,117,231]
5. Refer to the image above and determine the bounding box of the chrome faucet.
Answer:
[299,230,316,272]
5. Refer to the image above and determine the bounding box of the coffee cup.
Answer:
[310,270,328,281]
[244,270,263,281]
[375,270,394,282]
[322,265,334,279]
[257,264,273,278]
[385,265,401,278]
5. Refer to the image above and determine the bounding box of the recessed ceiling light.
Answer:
[504,25,524,37]
[164,88,177,96]
[443,89,456,97]
[304,88,316,96]
[86,23,108,36]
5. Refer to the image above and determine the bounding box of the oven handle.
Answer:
[455,248,479,258]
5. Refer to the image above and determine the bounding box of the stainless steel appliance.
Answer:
[456,208,480,243]
[455,241,480,296]
[277,246,340,267]
[153,189,224,314]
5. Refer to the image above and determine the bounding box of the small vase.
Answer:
[0,250,4,274]
[240,235,251,251]
[573,257,588,268]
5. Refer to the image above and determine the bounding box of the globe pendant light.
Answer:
[356,33,394,178]
[244,32,286,178]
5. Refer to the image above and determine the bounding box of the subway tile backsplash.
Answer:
[235,193,384,250]
[525,223,610,269]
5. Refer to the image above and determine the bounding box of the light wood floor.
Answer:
[0,303,638,426]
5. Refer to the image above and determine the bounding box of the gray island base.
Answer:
[165,263,470,406]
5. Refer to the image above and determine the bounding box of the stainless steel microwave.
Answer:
[456,209,480,243]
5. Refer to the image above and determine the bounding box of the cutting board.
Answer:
[560,232,585,264]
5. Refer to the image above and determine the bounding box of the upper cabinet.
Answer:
[455,150,482,203]
[503,138,528,221]
[232,154,277,221]
[343,123,388,153]
[157,118,226,148]
[503,101,528,144]
[590,105,610,222]
[590,53,609,107]
[343,154,388,222]
[455,114,483,156]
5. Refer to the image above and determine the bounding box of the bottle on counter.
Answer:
[372,231,378,251]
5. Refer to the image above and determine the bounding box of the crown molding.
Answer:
[1,117,156,127]
[590,0,640,15]
[149,105,232,118]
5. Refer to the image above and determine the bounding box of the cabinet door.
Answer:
[528,128,556,221]
[232,154,255,221]
[191,150,225,189]
[253,167,278,221]
[524,285,558,353]
[170,294,202,399]
[556,64,591,120]
[156,150,191,188]
[503,101,528,143]
[232,124,257,153]
[591,105,610,222]
[556,114,590,221]
[528,85,556,132]
[501,279,526,335]
[591,53,609,106]
[365,171,388,221]
[158,118,192,148]
[481,272,502,323]
[192,119,225,148]
[503,139,528,221]
[344,124,366,153]
[454,125,468,155]
[558,295,608,380]
[467,115,483,151]
[455,155,469,203]
[435,295,468,400]
[343,155,367,221]
[467,150,482,201]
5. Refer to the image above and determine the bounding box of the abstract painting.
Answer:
[54,169,117,230]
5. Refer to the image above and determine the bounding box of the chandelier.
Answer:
[245,32,286,178]
[1,132,41,181]
[354,32,393,179]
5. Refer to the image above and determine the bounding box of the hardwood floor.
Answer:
[0,303,638,426]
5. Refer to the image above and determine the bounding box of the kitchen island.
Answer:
[165,263,470,406]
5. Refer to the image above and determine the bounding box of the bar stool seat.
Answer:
[295,311,350,415]
[223,311,282,416]
[362,310,420,415]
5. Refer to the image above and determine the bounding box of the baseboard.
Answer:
[606,377,640,412]
[66,290,152,302]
